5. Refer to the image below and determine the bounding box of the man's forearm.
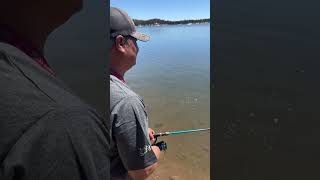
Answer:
[128,162,158,180]
[128,146,161,180]
[151,145,161,160]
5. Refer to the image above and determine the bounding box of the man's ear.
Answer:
[115,35,126,52]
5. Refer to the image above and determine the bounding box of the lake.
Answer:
[126,24,210,180]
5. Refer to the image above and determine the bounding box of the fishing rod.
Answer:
[154,128,210,138]
[152,128,210,147]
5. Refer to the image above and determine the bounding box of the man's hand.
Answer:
[155,141,167,151]
[148,128,155,143]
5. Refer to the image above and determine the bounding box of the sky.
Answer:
[110,0,210,21]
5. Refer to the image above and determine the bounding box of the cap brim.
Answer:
[131,31,150,42]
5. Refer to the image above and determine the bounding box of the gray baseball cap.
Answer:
[110,7,150,42]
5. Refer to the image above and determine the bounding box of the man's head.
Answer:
[1,0,83,53]
[109,7,150,75]
[110,7,150,42]
[1,0,82,28]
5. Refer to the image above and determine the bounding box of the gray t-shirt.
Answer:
[0,42,110,180]
[109,75,157,180]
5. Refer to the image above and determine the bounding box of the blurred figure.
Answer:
[0,1,110,179]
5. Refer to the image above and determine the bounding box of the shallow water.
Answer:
[126,24,210,180]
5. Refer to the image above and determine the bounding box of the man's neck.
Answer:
[3,11,53,55]
[110,68,126,83]
[110,67,126,78]
[11,25,49,56]
[0,25,48,56]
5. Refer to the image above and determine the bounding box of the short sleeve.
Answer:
[113,97,157,170]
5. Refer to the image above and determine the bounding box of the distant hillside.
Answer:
[133,18,210,26]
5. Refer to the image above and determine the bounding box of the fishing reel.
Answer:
[152,132,169,151]
[154,141,167,151]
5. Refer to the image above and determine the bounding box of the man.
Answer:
[109,7,167,180]
[0,1,110,179]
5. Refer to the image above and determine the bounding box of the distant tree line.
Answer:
[133,18,210,26]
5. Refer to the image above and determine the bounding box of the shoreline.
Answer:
[137,22,210,27]
[133,18,210,27]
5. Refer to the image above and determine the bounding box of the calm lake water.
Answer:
[126,24,210,180]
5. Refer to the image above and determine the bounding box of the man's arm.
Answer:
[127,128,163,180]
[113,97,161,179]
[115,121,160,180]
[128,146,161,180]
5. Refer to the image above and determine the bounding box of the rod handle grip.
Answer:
[154,132,169,138]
